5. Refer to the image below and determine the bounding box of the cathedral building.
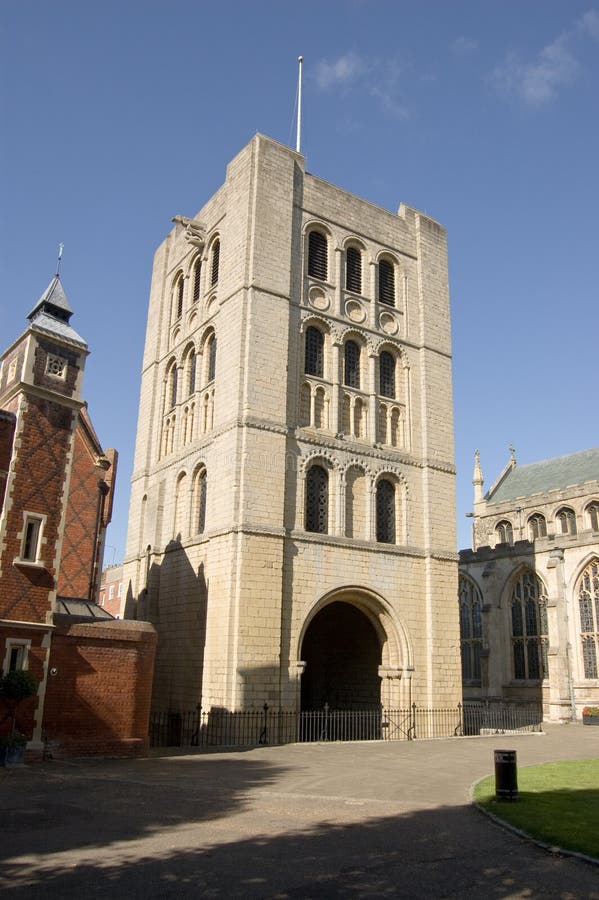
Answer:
[123,134,461,714]
[459,448,599,721]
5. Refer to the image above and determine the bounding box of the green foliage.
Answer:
[474,759,599,860]
[582,706,599,716]
[0,669,39,701]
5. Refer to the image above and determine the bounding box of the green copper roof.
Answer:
[487,448,599,504]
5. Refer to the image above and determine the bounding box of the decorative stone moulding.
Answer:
[205,295,217,315]
[379,311,399,336]
[345,299,366,323]
[308,287,330,312]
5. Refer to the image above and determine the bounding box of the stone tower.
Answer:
[123,134,461,713]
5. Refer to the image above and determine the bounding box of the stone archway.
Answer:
[300,601,382,710]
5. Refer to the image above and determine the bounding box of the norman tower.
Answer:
[124,134,461,713]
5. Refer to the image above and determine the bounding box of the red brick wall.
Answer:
[0,395,74,622]
[43,620,157,757]
[0,411,16,514]
[57,422,108,599]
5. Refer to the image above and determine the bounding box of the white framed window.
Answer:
[2,639,31,674]
[17,512,46,565]
[46,354,67,379]
[108,585,115,600]
[117,582,123,598]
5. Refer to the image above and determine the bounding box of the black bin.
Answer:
[494,749,518,801]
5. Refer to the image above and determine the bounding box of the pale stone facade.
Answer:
[459,448,599,721]
[123,134,461,713]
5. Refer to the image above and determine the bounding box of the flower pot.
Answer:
[582,715,599,726]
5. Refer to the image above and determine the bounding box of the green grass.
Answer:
[474,759,599,860]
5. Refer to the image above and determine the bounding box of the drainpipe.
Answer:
[89,479,110,602]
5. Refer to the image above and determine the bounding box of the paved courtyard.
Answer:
[1,723,597,898]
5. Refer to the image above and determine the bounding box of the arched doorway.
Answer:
[300,601,382,710]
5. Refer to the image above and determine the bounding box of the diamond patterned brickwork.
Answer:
[0,394,75,623]
[57,424,108,599]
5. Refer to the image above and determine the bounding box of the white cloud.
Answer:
[314,53,366,90]
[313,53,408,119]
[489,9,599,105]
[452,36,478,55]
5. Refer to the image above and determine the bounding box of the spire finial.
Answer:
[473,449,484,503]
[509,443,516,463]
[56,242,64,277]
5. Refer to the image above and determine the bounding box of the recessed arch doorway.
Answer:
[300,601,382,710]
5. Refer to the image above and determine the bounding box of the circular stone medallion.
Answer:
[345,299,366,323]
[380,311,399,335]
[309,288,330,311]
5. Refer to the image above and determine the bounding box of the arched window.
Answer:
[511,570,548,680]
[458,576,483,683]
[305,326,324,377]
[528,513,547,540]
[344,340,360,388]
[210,239,220,286]
[495,520,513,545]
[193,467,207,534]
[192,257,202,303]
[557,507,577,536]
[345,466,366,539]
[305,465,328,534]
[308,231,327,281]
[174,472,187,538]
[578,559,599,678]
[379,351,396,398]
[167,363,178,409]
[379,259,395,306]
[172,273,184,322]
[186,349,196,396]
[376,478,395,544]
[203,332,216,384]
[586,502,599,532]
[345,246,362,294]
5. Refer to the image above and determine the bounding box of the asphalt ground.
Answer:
[1,723,598,898]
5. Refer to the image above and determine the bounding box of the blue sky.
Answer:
[2,1,598,560]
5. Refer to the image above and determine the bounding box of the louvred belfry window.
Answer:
[305,327,324,377]
[192,258,202,302]
[344,341,360,388]
[379,260,395,306]
[308,231,327,281]
[305,465,328,534]
[346,247,362,294]
[211,239,220,285]
[379,351,396,398]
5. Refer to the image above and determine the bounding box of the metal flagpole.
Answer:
[296,55,303,153]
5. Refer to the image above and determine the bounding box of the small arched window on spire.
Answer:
[192,257,202,303]
[378,259,395,306]
[210,239,220,286]
[345,246,362,294]
[308,230,328,281]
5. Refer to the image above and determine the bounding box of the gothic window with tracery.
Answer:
[345,246,362,294]
[308,231,327,280]
[557,506,577,536]
[578,559,599,679]
[459,576,483,683]
[376,478,395,544]
[511,570,548,680]
[495,520,513,545]
[305,465,328,534]
[379,259,395,306]
[379,351,396,398]
[305,326,324,377]
[344,340,360,388]
[528,513,547,540]
[586,502,599,532]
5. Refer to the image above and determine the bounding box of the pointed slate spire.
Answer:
[473,449,484,504]
[27,274,73,323]
[26,274,87,349]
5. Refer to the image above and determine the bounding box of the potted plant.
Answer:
[0,669,39,766]
[582,706,599,725]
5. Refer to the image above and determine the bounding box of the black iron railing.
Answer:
[149,699,543,749]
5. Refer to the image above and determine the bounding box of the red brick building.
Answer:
[0,274,155,757]
[98,564,125,618]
